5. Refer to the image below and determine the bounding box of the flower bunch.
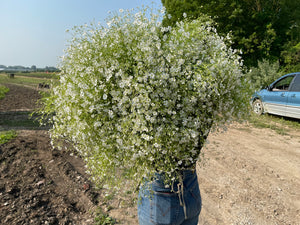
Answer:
[41,7,251,190]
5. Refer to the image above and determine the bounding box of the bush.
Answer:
[40,7,252,190]
[247,59,281,90]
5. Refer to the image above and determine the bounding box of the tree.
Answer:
[281,41,300,72]
[161,0,300,68]
[31,65,37,71]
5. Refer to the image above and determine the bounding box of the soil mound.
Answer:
[0,130,98,225]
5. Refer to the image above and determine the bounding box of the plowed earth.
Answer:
[0,83,300,225]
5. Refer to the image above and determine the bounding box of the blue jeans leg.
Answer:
[181,215,199,225]
[137,170,201,225]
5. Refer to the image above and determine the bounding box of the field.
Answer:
[0,74,299,224]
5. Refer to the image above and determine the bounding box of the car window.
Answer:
[272,75,295,91]
[289,74,300,92]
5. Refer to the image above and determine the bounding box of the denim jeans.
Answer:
[138,170,201,225]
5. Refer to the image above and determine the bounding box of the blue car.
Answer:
[251,72,300,119]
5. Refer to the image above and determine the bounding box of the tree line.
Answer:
[161,0,300,73]
[0,65,59,73]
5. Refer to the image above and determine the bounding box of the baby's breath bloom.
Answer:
[39,7,251,191]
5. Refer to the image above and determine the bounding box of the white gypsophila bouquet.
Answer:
[40,7,251,190]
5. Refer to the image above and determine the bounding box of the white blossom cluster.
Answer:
[41,7,251,190]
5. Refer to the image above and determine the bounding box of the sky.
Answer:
[0,0,162,68]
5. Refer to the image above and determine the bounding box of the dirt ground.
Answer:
[0,84,299,225]
[198,126,300,225]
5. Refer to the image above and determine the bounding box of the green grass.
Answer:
[18,72,59,79]
[248,113,300,135]
[0,73,58,88]
[0,85,9,100]
[1,72,59,79]
[0,130,17,145]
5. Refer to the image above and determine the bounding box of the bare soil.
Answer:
[0,84,299,225]
[198,125,300,225]
[0,83,41,112]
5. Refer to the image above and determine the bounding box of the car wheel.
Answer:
[252,99,264,115]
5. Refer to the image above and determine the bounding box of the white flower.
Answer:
[41,6,251,192]
[154,143,159,148]
[108,110,114,118]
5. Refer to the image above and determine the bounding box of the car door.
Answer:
[286,74,300,119]
[263,75,295,117]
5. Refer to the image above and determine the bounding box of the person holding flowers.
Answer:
[39,7,251,225]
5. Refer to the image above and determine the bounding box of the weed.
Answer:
[0,130,16,144]
[0,85,9,100]
[94,207,116,225]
